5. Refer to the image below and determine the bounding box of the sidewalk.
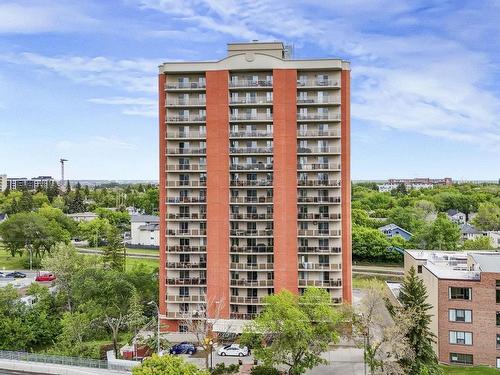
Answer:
[0,359,128,375]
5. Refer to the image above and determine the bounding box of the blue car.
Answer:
[169,342,197,355]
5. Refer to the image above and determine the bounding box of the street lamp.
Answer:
[148,301,161,354]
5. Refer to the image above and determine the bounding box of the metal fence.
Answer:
[0,350,108,369]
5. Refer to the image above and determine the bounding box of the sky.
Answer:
[0,0,499,181]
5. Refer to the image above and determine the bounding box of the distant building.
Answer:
[447,209,467,225]
[67,212,99,222]
[485,231,500,249]
[0,174,6,192]
[460,223,483,241]
[130,215,160,248]
[378,223,412,240]
[7,176,55,191]
[0,213,8,223]
[378,177,452,192]
[404,250,500,368]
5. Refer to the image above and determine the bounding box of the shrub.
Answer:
[250,366,280,375]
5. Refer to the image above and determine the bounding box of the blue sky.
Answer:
[0,0,499,180]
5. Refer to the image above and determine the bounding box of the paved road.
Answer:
[0,371,47,374]
[76,248,159,259]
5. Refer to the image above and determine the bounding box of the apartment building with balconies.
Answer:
[405,250,500,368]
[159,41,351,332]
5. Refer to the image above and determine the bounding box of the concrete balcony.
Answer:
[166,148,206,155]
[230,163,273,171]
[230,296,265,304]
[166,180,206,187]
[230,180,273,187]
[297,229,341,237]
[230,279,274,287]
[166,295,206,303]
[229,80,273,89]
[298,279,342,287]
[297,130,340,138]
[297,114,341,122]
[230,263,273,270]
[167,229,207,236]
[165,82,206,91]
[167,115,206,123]
[296,80,340,88]
[230,98,273,105]
[229,313,258,320]
[230,229,273,237]
[167,213,207,220]
[230,213,273,220]
[230,114,273,122]
[166,262,207,269]
[166,278,207,286]
[166,197,206,204]
[166,246,207,253]
[166,311,207,319]
[229,131,273,139]
[230,147,273,154]
[168,132,206,139]
[297,146,340,154]
[297,97,341,105]
[297,196,341,203]
[298,246,342,254]
[297,163,341,171]
[298,179,341,187]
[230,246,274,254]
[166,99,206,107]
[298,262,341,271]
[230,196,273,204]
[297,213,341,220]
[166,164,207,172]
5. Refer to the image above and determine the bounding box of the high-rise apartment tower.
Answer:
[158,42,351,332]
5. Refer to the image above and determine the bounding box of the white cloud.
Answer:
[88,97,156,117]
[0,2,98,34]
[56,136,137,152]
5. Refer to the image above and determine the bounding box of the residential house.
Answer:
[447,209,467,225]
[67,212,98,222]
[378,223,412,241]
[130,215,160,248]
[460,223,483,241]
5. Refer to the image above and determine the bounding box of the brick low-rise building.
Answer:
[405,250,500,368]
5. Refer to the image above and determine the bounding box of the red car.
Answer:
[35,273,56,282]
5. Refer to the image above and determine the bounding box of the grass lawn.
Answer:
[124,257,159,272]
[441,365,500,374]
[0,247,27,271]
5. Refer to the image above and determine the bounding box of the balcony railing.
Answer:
[167,246,207,253]
[298,246,342,254]
[230,246,274,253]
[297,80,339,87]
[230,263,273,270]
[167,213,207,220]
[297,114,341,121]
[166,148,206,155]
[297,97,341,104]
[230,296,265,304]
[298,180,341,187]
[230,147,273,154]
[166,99,206,106]
[166,262,207,269]
[297,213,341,220]
[229,313,258,320]
[298,279,342,287]
[297,147,340,154]
[167,229,207,236]
[165,82,206,90]
[166,197,206,203]
[230,279,274,287]
[298,263,341,270]
[167,164,207,171]
[166,278,207,285]
[297,130,340,137]
[230,163,273,171]
[230,98,273,105]
[297,163,340,171]
[230,114,273,121]
[229,80,273,88]
[230,131,273,138]
[230,180,272,187]
[166,311,207,319]
[166,295,206,302]
[230,196,273,204]
[166,180,206,187]
[298,229,341,236]
[167,116,206,123]
[168,132,206,139]
[230,213,273,220]
[230,229,273,237]
[297,196,340,203]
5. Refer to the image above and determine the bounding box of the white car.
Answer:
[217,344,249,357]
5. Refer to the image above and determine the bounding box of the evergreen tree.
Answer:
[18,188,34,212]
[102,226,125,271]
[68,184,86,214]
[388,266,441,375]
[65,181,71,194]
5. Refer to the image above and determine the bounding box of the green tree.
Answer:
[413,213,460,250]
[103,226,125,271]
[387,206,426,234]
[352,226,394,262]
[472,202,500,231]
[388,267,441,375]
[241,288,342,375]
[78,217,112,247]
[18,188,34,212]
[133,354,209,375]
[461,236,494,250]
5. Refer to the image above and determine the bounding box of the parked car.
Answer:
[35,273,56,282]
[217,344,249,357]
[169,343,197,355]
[6,271,26,278]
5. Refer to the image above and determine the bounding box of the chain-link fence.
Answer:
[0,350,108,369]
